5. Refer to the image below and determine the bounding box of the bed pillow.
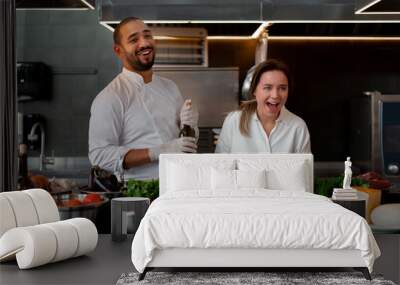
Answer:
[166,159,235,192]
[266,163,307,191]
[236,169,267,189]
[167,162,209,191]
[211,168,236,190]
[211,168,267,190]
[237,159,308,191]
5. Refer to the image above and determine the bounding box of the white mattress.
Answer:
[131,190,380,273]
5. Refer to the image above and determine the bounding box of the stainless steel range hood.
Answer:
[99,0,400,23]
[100,0,262,22]
[16,0,95,10]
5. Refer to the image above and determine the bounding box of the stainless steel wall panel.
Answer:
[154,67,239,127]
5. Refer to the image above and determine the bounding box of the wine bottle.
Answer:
[179,124,196,138]
[179,100,196,138]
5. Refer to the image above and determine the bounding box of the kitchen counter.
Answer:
[25,157,380,188]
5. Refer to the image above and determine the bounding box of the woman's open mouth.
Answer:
[266,102,280,112]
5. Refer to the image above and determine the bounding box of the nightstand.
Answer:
[332,192,368,218]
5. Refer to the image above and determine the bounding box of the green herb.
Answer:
[314,176,369,197]
[123,179,159,201]
[351,177,369,188]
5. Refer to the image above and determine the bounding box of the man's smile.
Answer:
[136,47,153,56]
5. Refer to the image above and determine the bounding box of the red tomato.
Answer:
[64,199,82,207]
[83,194,102,204]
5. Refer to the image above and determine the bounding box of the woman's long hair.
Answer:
[239,59,291,136]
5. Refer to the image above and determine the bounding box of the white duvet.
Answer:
[131,190,380,273]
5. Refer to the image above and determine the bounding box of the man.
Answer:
[89,17,198,180]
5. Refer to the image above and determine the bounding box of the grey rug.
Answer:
[116,271,396,285]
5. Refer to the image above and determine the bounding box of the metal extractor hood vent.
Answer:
[99,1,400,37]
[17,0,95,10]
[99,0,400,23]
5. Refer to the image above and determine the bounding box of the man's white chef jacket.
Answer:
[89,68,183,180]
[215,107,311,153]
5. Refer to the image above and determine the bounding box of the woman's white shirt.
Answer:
[215,107,311,153]
[88,68,183,180]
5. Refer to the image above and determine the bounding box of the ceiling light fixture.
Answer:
[16,0,94,11]
[355,0,382,14]
[17,8,89,11]
[80,0,95,10]
[208,36,254,40]
[355,0,400,14]
[208,36,400,41]
[101,20,264,25]
[146,20,264,24]
[357,11,400,15]
[268,36,400,41]
[270,20,400,23]
[99,22,115,32]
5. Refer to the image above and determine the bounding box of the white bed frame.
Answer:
[140,154,370,280]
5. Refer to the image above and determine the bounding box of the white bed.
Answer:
[131,154,380,280]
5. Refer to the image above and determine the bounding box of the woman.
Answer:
[215,59,311,153]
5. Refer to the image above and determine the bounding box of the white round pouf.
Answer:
[371,204,400,228]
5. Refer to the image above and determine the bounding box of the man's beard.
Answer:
[129,51,155,71]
